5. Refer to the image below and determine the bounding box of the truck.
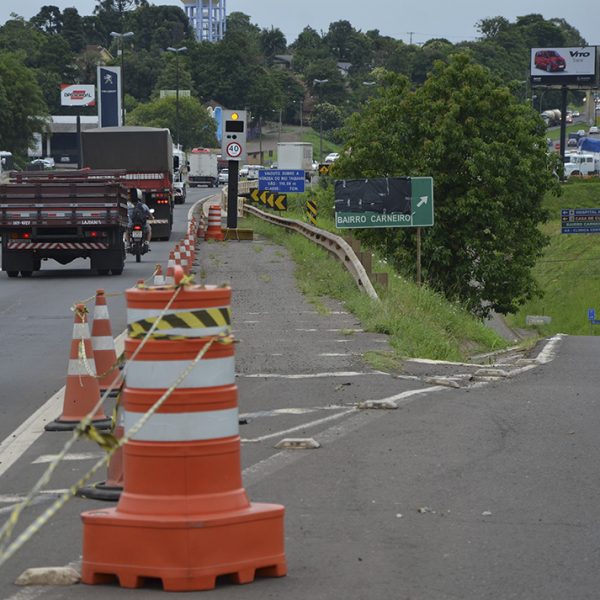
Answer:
[0,169,127,277]
[277,142,314,180]
[541,109,561,127]
[81,127,174,240]
[173,146,187,204]
[187,148,218,188]
[563,151,599,178]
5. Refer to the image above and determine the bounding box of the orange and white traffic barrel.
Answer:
[81,269,286,591]
[204,204,224,241]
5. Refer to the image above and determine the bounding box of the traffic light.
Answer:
[221,109,247,162]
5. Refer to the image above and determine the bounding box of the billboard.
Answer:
[97,66,122,127]
[530,47,597,85]
[60,84,96,107]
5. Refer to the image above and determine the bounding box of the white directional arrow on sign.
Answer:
[417,196,428,208]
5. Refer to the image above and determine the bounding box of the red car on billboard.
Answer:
[534,50,566,72]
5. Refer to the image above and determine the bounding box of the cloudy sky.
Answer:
[1,0,597,46]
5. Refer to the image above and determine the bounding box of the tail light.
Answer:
[9,232,31,239]
[84,231,108,238]
[133,225,142,231]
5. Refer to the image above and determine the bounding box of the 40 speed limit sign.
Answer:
[226,141,243,159]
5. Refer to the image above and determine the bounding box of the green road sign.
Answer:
[334,176,434,229]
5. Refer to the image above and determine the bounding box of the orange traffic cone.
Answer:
[91,289,123,398]
[164,250,176,285]
[77,411,124,501]
[81,268,286,591]
[204,204,224,241]
[45,304,112,432]
[153,264,165,286]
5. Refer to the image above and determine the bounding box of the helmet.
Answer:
[129,188,142,202]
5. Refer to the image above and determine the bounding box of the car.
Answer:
[246,165,264,180]
[534,49,566,72]
[589,126,599,135]
[572,111,580,118]
[324,152,340,163]
[239,165,249,178]
[577,129,586,137]
[217,169,229,184]
[567,138,578,147]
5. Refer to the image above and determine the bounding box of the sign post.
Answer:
[61,83,96,168]
[221,109,247,230]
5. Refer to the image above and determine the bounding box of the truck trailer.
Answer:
[0,169,127,277]
[188,148,219,188]
[81,127,174,240]
[277,142,314,180]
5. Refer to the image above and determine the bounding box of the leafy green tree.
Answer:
[62,8,87,53]
[0,52,48,158]
[336,54,559,317]
[305,59,347,105]
[153,52,194,98]
[260,27,287,65]
[127,95,217,149]
[30,5,63,34]
[311,102,344,131]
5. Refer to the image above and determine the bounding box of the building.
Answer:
[30,116,100,165]
[180,0,226,42]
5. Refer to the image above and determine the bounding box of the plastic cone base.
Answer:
[81,503,286,592]
[45,417,113,432]
[77,481,123,502]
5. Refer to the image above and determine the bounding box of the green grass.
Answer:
[243,215,507,367]
[506,180,600,335]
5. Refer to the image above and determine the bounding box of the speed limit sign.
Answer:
[226,141,242,159]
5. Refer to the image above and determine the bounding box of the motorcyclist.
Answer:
[126,188,152,249]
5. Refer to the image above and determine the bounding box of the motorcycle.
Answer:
[127,223,149,263]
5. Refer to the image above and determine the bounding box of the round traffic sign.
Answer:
[226,141,242,158]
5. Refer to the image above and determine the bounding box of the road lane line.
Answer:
[0,331,126,481]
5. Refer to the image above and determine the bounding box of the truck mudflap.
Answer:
[148,217,172,241]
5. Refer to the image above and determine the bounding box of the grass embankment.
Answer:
[243,214,507,368]
[506,180,600,335]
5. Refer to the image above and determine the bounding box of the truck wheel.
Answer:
[111,267,123,275]
[6,271,19,278]
[20,271,32,277]
[98,269,110,275]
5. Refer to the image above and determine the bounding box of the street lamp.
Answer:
[313,78,328,161]
[166,46,187,148]
[110,31,134,126]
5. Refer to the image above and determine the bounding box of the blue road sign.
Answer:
[561,208,600,234]
[588,308,596,321]
[259,169,305,193]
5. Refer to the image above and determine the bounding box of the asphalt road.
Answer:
[1,188,600,599]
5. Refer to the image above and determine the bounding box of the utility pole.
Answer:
[166,46,187,148]
[110,31,133,125]
[313,78,329,161]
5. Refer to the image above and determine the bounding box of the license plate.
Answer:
[132,230,143,239]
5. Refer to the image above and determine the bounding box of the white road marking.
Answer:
[242,408,356,443]
[32,453,103,464]
[318,353,353,357]
[0,331,126,481]
[240,405,344,419]
[239,371,388,379]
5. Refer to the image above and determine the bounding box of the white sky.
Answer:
[1,0,598,46]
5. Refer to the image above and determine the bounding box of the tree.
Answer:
[260,27,287,65]
[61,8,86,53]
[310,102,344,131]
[153,52,194,98]
[0,52,48,158]
[127,95,217,149]
[336,54,560,317]
[30,5,63,35]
